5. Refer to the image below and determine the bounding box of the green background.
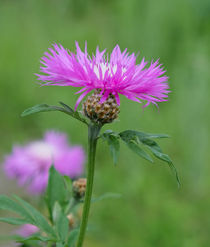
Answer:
[0,0,210,246]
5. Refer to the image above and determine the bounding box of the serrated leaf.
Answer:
[91,193,122,203]
[21,103,88,125]
[0,195,34,224]
[46,166,68,221]
[67,228,79,247]
[101,130,120,165]
[13,195,56,237]
[0,217,28,225]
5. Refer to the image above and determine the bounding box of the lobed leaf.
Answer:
[119,130,180,185]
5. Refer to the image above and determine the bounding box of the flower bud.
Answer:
[73,178,87,199]
[82,91,120,124]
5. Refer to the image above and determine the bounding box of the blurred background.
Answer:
[0,0,210,246]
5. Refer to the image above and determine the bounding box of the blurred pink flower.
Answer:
[16,224,39,238]
[3,131,85,194]
[37,42,169,109]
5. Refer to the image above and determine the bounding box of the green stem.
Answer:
[76,123,101,247]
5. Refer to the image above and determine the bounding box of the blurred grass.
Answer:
[0,0,210,246]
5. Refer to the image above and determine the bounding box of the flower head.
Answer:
[3,130,85,194]
[37,42,169,110]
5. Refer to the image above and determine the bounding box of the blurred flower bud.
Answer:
[73,178,87,199]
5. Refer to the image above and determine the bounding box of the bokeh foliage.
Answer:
[0,0,210,246]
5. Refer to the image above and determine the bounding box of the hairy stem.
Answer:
[76,123,101,247]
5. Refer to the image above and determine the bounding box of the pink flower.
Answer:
[37,42,169,109]
[3,131,85,194]
[16,224,39,237]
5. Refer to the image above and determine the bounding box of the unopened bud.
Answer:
[82,90,120,124]
[73,178,87,199]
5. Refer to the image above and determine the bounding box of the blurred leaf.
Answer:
[92,193,122,203]
[0,195,34,224]
[101,130,120,165]
[17,234,54,242]
[13,195,56,237]
[21,103,88,125]
[53,202,69,242]
[63,176,72,192]
[0,234,53,242]
[0,217,28,225]
[46,166,68,221]
[67,228,79,247]
[56,243,64,247]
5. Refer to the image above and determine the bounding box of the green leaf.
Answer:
[46,166,68,221]
[21,103,88,125]
[63,176,72,192]
[146,146,180,186]
[120,130,180,186]
[0,195,34,224]
[0,234,53,243]
[91,193,122,203]
[141,138,162,152]
[59,102,88,125]
[0,217,28,225]
[56,243,64,247]
[17,234,54,242]
[59,102,74,114]
[13,195,56,237]
[101,130,120,165]
[67,228,79,247]
[120,130,169,143]
[21,104,63,117]
[126,141,153,162]
[53,202,69,242]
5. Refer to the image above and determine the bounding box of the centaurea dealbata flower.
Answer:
[37,42,169,124]
[3,130,85,194]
